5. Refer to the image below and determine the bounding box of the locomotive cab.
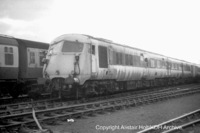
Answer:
[43,35,92,98]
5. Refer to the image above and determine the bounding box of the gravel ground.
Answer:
[45,93,200,133]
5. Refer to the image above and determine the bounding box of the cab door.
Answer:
[90,42,98,78]
[91,44,97,72]
[98,45,108,69]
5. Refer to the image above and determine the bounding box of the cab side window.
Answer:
[92,45,95,55]
[4,47,14,65]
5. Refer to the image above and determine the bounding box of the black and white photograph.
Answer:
[0,0,200,132]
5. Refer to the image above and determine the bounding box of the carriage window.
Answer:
[144,58,148,67]
[174,63,177,69]
[120,53,122,65]
[171,63,173,69]
[125,54,129,65]
[4,47,14,65]
[30,52,35,64]
[133,55,140,66]
[112,51,117,65]
[150,59,155,68]
[116,52,119,65]
[157,60,160,68]
[129,55,133,66]
[158,60,162,68]
[39,51,46,66]
[161,60,165,68]
[179,64,182,70]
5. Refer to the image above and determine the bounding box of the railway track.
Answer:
[0,84,196,106]
[0,84,200,132]
[0,84,198,117]
[0,93,51,105]
[138,109,200,133]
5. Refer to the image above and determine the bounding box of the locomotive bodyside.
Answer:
[169,58,183,78]
[143,52,167,80]
[43,34,200,98]
[182,62,192,78]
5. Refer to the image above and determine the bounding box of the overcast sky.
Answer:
[0,0,200,64]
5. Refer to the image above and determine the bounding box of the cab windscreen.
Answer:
[62,41,84,52]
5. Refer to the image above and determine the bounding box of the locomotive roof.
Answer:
[85,34,194,64]
[84,34,164,56]
[0,34,18,46]
[52,34,196,65]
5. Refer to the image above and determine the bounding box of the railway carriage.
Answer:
[0,36,19,97]
[43,34,200,98]
[0,35,49,98]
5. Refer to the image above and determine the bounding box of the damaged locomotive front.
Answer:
[42,35,91,98]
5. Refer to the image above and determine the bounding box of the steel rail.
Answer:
[0,93,51,105]
[138,109,200,133]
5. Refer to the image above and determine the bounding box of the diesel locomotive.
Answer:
[0,35,49,98]
[43,34,200,98]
